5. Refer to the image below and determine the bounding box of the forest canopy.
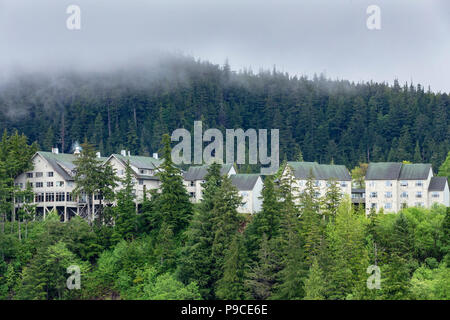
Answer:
[0,55,448,170]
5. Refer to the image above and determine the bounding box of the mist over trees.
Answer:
[0,54,448,170]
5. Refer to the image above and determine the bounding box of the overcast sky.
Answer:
[0,0,449,92]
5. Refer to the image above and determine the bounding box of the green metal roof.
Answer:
[230,174,261,191]
[183,164,233,181]
[366,162,432,180]
[287,161,351,181]
[37,151,79,181]
[399,163,432,180]
[365,162,402,180]
[113,154,162,170]
[428,177,448,191]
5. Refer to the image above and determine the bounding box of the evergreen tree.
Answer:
[438,151,450,178]
[299,173,323,264]
[326,198,369,299]
[216,233,247,300]
[303,258,326,300]
[177,162,223,299]
[211,176,243,296]
[322,178,342,222]
[113,160,137,241]
[244,175,280,261]
[155,134,193,236]
[245,234,277,300]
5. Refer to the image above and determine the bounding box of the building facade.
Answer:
[281,161,352,201]
[230,174,263,214]
[183,164,236,202]
[365,162,449,213]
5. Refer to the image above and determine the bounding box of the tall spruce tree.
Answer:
[177,162,223,299]
[216,233,247,300]
[155,134,193,236]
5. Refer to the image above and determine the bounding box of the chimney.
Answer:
[51,147,59,154]
[96,152,101,158]
[127,151,131,157]
[153,153,158,159]
[121,150,126,156]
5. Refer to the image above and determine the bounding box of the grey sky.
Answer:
[0,0,449,91]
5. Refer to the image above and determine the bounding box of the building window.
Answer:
[189,192,195,198]
[416,181,423,187]
[416,191,422,198]
[26,172,33,178]
[384,203,392,209]
[47,172,54,177]
[385,192,392,198]
[66,192,73,202]
[190,181,195,187]
[369,181,376,187]
[400,192,408,198]
[139,179,143,185]
[314,181,320,187]
[371,203,377,209]
[140,169,146,174]
[45,192,55,202]
[432,192,440,198]
[35,193,44,202]
[385,180,392,187]
[36,182,43,188]
[56,192,65,202]
[47,182,54,187]
[55,181,64,187]
[370,192,377,198]
[36,172,43,178]
[119,170,124,176]
[340,182,347,187]
[400,181,408,187]
[68,181,74,187]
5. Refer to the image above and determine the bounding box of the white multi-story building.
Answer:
[104,151,162,203]
[281,161,352,201]
[230,174,263,214]
[365,162,449,213]
[14,148,97,221]
[427,176,449,207]
[183,164,236,202]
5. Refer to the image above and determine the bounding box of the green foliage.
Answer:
[216,233,247,300]
[155,134,193,236]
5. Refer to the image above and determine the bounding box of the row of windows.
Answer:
[16,181,70,189]
[368,180,425,187]
[370,191,425,198]
[370,202,425,210]
[297,181,348,187]
[26,172,54,178]
[34,192,74,202]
